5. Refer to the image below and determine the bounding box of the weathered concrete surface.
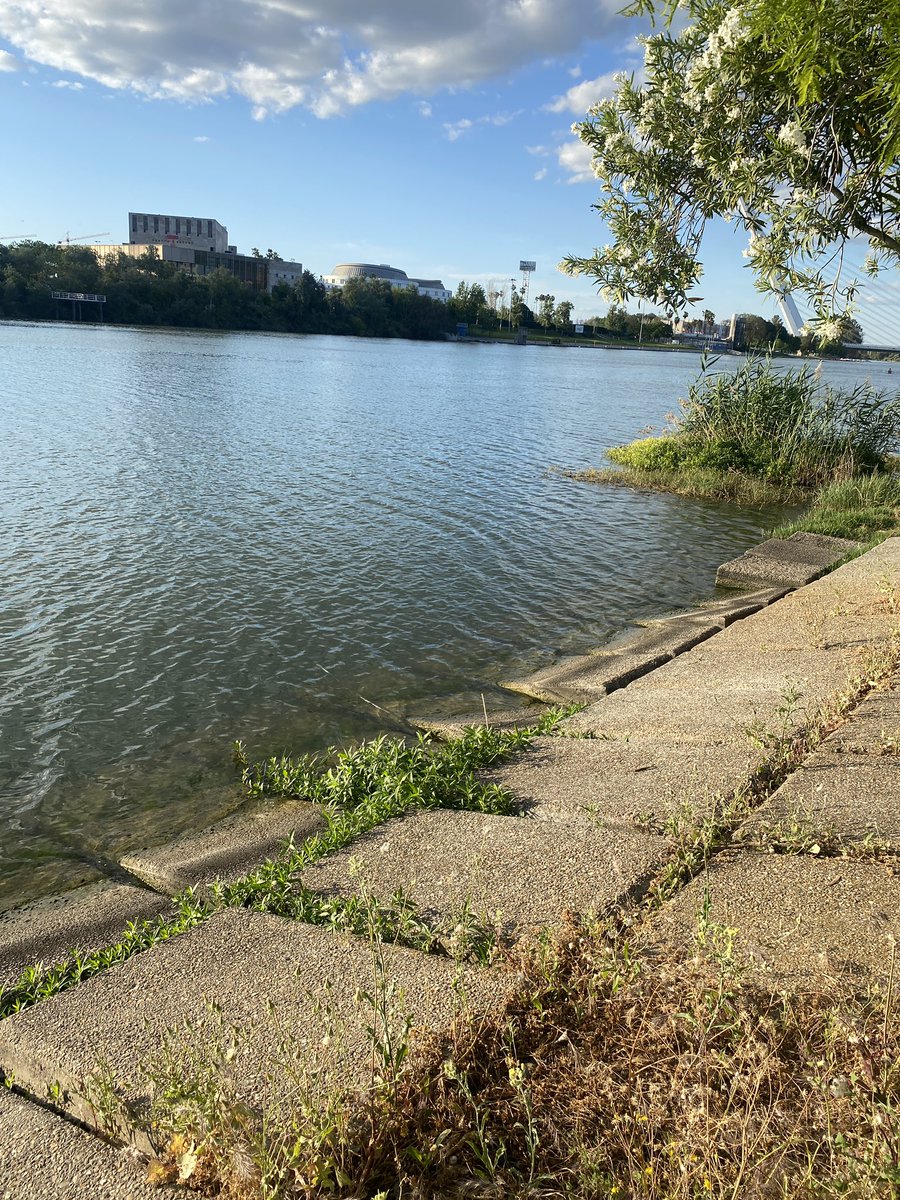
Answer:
[119,800,328,896]
[501,617,723,705]
[0,1088,177,1200]
[301,808,668,940]
[564,539,900,744]
[0,883,169,992]
[737,679,900,847]
[652,851,900,987]
[716,532,859,589]
[484,736,760,827]
[409,704,545,741]
[739,751,900,846]
[0,910,509,1142]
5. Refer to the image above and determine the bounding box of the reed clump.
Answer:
[570,358,900,510]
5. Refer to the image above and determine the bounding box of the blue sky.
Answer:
[0,1,890,332]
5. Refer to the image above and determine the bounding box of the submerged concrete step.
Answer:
[483,735,761,828]
[409,704,545,741]
[651,850,900,988]
[300,808,668,942]
[564,540,900,745]
[0,883,170,993]
[0,1087,178,1200]
[0,910,509,1147]
[716,532,859,589]
[119,799,328,896]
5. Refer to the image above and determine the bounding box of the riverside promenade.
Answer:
[1,536,898,1197]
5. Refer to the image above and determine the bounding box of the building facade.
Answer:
[324,263,451,303]
[128,212,230,254]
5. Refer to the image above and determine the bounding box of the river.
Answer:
[0,321,888,908]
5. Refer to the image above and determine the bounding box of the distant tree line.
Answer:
[0,242,456,341]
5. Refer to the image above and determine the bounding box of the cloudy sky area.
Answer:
[0,0,877,325]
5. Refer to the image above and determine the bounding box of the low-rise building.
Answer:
[324,263,451,303]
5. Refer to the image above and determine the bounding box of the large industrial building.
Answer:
[92,214,303,293]
[324,263,451,303]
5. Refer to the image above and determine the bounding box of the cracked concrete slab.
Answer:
[119,800,328,896]
[483,736,761,827]
[0,910,510,1145]
[0,1087,177,1200]
[0,883,170,993]
[652,850,900,987]
[300,808,667,941]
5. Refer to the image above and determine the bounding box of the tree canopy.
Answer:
[562,0,900,333]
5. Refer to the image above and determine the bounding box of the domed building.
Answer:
[323,263,450,303]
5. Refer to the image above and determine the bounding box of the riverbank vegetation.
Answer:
[570,358,900,536]
[0,241,456,340]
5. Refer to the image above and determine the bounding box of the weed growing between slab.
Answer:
[0,711,579,1020]
[139,916,900,1199]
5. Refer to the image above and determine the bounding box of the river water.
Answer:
[0,322,887,908]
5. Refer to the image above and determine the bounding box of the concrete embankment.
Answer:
[0,534,898,1196]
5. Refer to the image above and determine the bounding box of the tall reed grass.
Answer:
[608,358,900,491]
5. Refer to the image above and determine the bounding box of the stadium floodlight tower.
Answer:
[519,260,536,306]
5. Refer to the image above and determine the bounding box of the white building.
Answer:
[324,263,451,303]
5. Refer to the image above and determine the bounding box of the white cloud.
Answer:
[0,49,20,71]
[545,69,625,114]
[51,78,83,89]
[568,64,582,77]
[525,144,550,157]
[557,137,594,183]
[193,134,211,142]
[0,0,626,117]
[534,167,548,181]
[417,100,432,118]
[443,110,521,140]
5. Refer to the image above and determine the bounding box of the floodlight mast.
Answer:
[519,260,536,305]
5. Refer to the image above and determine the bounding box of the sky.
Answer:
[0,0,895,335]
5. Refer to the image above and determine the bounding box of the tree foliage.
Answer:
[0,242,455,341]
[562,0,900,327]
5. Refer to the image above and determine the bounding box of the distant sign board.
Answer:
[519,260,536,272]
[574,324,584,333]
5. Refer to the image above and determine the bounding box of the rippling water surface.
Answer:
[0,322,886,907]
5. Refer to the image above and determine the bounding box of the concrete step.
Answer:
[0,910,509,1149]
[1,883,170,994]
[409,704,545,741]
[483,735,760,828]
[651,849,900,989]
[0,1086,178,1200]
[716,532,859,589]
[119,799,328,896]
[300,808,668,943]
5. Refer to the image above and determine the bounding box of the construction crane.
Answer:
[0,233,38,240]
[58,232,110,245]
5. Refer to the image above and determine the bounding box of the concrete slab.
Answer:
[737,751,900,847]
[825,682,900,752]
[483,736,761,828]
[0,910,509,1143]
[651,851,900,987]
[716,532,859,589]
[648,587,790,629]
[501,616,723,705]
[300,809,667,941]
[0,883,170,993]
[0,1088,177,1200]
[119,800,328,896]
[409,705,545,741]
